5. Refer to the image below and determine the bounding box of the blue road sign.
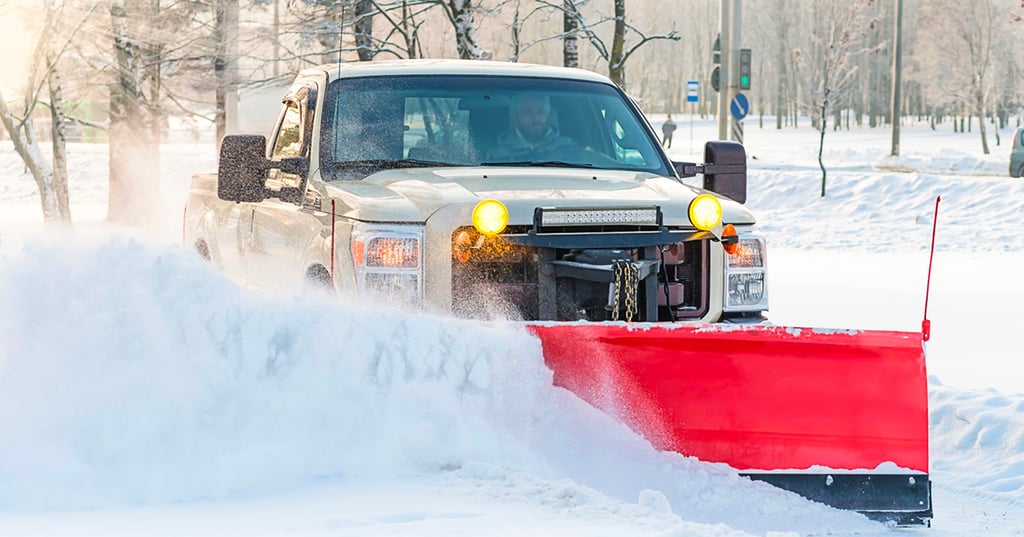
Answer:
[730,93,749,120]
[686,80,699,103]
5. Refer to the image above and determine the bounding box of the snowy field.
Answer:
[2,116,1024,536]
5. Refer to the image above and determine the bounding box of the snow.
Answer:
[2,117,1024,535]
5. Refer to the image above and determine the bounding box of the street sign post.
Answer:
[687,80,699,154]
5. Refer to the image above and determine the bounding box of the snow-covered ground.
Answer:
[2,116,1024,536]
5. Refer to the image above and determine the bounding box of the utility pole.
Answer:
[717,0,731,141]
[729,0,742,142]
[890,0,903,156]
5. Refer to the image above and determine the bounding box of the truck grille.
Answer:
[450,227,709,322]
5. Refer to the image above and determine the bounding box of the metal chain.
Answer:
[612,262,622,321]
[623,262,639,322]
[611,260,639,322]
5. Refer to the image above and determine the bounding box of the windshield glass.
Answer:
[320,75,671,179]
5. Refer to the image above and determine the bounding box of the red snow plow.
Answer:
[528,323,932,526]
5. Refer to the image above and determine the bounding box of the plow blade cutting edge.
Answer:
[527,323,932,526]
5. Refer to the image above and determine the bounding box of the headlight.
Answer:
[723,230,768,312]
[688,194,722,231]
[351,223,424,303]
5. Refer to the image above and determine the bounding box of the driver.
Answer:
[489,93,573,160]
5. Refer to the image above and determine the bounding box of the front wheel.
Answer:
[303,265,334,295]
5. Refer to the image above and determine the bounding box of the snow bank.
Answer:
[746,170,1024,254]
[0,233,876,534]
[0,233,548,508]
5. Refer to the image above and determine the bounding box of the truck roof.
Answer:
[303,59,614,85]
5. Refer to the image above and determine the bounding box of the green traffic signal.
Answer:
[739,48,751,90]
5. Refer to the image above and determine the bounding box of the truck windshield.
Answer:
[320,75,672,179]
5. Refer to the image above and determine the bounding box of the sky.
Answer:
[1,116,1024,536]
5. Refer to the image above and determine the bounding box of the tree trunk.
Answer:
[146,0,163,175]
[108,0,160,227]
[355,0,375,61]
[0,90,65,224]
[819,70,831,198]
[448,0,481,60]
[563,0,579,68]
[46,55,72,223]
[214,0,239,147]
[608,0,626,88]
[977,93,990,155]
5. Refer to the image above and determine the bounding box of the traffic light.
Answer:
[739,48,752,90]
[711,34,721,93]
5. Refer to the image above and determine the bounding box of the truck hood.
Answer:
[323,167,756,226]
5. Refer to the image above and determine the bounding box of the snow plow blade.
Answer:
[527,323,932,525]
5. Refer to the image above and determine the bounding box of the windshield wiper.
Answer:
[481,160,593,168]
[333,159,464,169]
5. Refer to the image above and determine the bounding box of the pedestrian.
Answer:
[661,114,677,148]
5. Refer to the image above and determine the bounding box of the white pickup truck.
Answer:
[183,59,768,323]
[181,61,939,525]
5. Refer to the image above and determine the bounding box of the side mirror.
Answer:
[702,141,747,204]
[218,135,270,203]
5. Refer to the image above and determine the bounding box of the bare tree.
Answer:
[916,0,1003,154]
[793,0,874,196]
[108,0,162,226]
[563,0,580,67]
[214,0,240,145]
[565,0,679,89]
[363,0,432,58]
[354,0,376,60]
[0,1,93,225]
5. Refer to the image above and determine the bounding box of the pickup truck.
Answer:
[183,59,768,323]
[182,61,938,525]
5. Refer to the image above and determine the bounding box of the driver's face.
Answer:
[514,98,550,142]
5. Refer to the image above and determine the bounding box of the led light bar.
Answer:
[538,206,661,227]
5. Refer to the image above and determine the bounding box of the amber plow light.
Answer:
[688,194,722,231]
[453,230,474,264]
[721,224,739,255]
[472,199,509,237]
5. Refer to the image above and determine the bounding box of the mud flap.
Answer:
[527,323,931,524]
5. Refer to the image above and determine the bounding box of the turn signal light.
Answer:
[722,224,739,255]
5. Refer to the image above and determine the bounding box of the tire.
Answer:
[195,240,210,261]
[303,265,334,293]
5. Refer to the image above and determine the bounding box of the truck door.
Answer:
[247,84,322,293]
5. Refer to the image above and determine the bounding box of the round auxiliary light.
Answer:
[472,199,509,237]
[688,194,723,231]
